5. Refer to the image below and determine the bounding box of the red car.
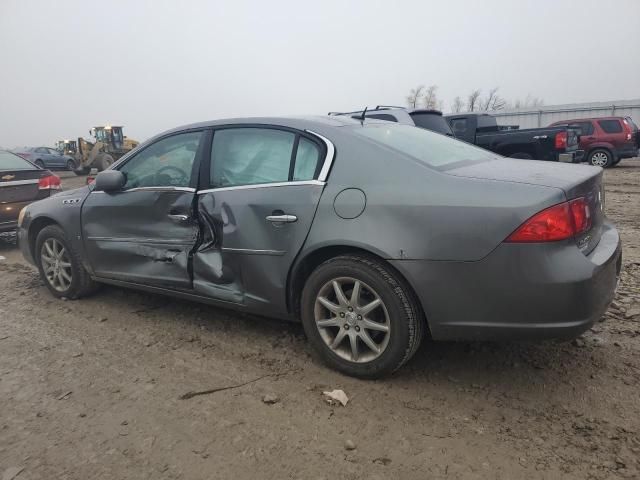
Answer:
[550,116,639,167]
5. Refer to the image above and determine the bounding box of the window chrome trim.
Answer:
[221,247,285,256]
[197,180,324,195]
[305,129,335,182]
[0,179,39,187]
[92,186,196,194]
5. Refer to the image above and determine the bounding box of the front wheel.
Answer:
[301,255,424,378]
[35,225,98,299]
[66,159,76,171]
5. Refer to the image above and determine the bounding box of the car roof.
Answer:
[551,116,625,124]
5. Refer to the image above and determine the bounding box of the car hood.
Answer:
[445,158,601,195]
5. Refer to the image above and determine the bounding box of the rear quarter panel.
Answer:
[298,128,566,263]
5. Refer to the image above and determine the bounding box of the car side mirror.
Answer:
[94,170,125,192]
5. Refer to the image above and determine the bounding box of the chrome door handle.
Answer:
[168,214,189,221]
[266,214,298,223]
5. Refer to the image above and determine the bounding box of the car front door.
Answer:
[571,121,596,152]
[193,126,330,314]
[81,129,206,290]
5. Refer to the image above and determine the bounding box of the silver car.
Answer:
[18,116,622,378]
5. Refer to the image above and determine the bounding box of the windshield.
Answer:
[0,150,36,170]
[353,124,500,169]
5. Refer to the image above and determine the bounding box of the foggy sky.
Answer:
[1,0,639,147]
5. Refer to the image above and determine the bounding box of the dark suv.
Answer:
[549,116,639,167]
[329,107,454,136]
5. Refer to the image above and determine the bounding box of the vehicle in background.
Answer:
[0,150,61,233]
[55,139,78,157]
[13,146,77,170]
[329,106,454,136]
[74,125,139,175]
[549,117,640,168]
[445,113,582,163]
[18,116,620,378]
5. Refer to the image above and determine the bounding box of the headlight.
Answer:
[17,207,28,227]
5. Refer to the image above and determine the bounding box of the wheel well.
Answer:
[287,245,425,325]
[28,217,58,259]
[588,147,613,158]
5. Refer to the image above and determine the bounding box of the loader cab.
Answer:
[91,126,125,150]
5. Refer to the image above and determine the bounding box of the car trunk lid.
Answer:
[446,158,605,254]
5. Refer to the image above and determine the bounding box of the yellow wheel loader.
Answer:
[74,125,139,175]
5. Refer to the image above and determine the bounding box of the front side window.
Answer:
[598,119,623,134]
[571,122,594,135]
[119,131,202,189]
[354,123,499,169]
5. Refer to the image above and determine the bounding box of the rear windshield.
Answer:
[625,117,638,131]
[0,151,35,170]
[354,124,499,169]
[409,113,453,135]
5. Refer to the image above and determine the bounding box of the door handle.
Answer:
[168,214,189,222]
[266,214,298,223]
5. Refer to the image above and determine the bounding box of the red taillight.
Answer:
[622,119,632,141]
[506,197,591,243]
[555,131,567,149]
[86,176,95,185]
[17,153,30,159]
[38,174,61,190]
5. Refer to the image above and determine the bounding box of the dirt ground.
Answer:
[1,161,640,480]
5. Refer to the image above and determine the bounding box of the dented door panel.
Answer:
[82,189,197,289]
[194,184,323,314]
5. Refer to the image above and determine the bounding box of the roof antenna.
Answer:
[359,106,368,124]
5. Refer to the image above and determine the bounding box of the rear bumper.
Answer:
[391,221,622,341]
[617,146,639,159]
[558,150,582,163]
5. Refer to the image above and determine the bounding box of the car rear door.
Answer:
[193,126,331,314]
[597,119,626,153]
[81,130,206,289]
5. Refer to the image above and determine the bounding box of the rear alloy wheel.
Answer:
[66,159,76,171]
[589,149,612,168]
[35,225,98,299]
[301,255,423,378]
[35,159,45,168]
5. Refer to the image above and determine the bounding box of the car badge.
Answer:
[1,174,15,181]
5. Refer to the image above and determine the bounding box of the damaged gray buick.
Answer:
[18,116,622,378]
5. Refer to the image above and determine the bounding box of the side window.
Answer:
[118,131,202,189]
[293,137,321,181]
[598,119,623,134]
[569,122,594,135]
[450,118,467,135]
[36,147,48,154]
[210,128,295,187]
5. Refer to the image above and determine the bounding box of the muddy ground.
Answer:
[1,160,640,480]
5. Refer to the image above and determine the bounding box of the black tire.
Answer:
[588,149,613,168]
[34,159,45,168]
[74,166,90,176]
[300,255,424,378]
[66,159,76,171]
[35,225,98,299]
[508,153,533,159]
[95,154,114,172]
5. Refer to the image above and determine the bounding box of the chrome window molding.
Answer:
[221,247,285,256]
[198,180,324,195]
[305,129,335,182]
[92,186,196,194]
[0,179,39,187]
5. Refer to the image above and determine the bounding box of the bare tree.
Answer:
[451,96,465,113]
[423,85,439,109]
[467,89,482,112]
[481,87,507,111]
[406,85,425,109]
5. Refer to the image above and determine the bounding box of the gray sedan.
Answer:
[17,116,622,378]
